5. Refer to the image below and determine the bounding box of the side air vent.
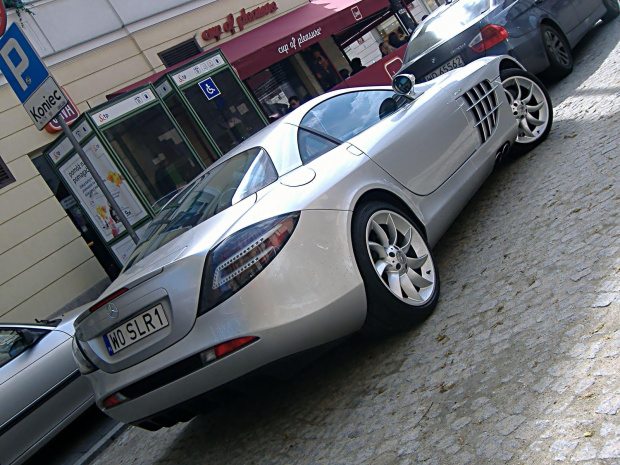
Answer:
[461,80,500,144]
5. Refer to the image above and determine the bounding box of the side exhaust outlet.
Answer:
[495,142,511,164]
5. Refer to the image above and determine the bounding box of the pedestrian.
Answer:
[288,95,300,112]
[380,41,396,57]
[350,58,366,75]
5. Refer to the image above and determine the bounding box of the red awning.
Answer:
[108,0,390,99]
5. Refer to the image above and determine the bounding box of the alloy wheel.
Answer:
[365,211,435,305]
[544,30,571,68]
[502,75,551,144]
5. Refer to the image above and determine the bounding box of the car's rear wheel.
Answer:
[540,24,573,80]
[352,201,439,338]
[602,0,620,22]
[501,68,553,156]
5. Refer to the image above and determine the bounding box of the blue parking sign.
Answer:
[0,23,49,103]
[198,77,221,100]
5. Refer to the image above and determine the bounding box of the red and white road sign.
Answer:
[0,1,7,37]
[45,92,80,133]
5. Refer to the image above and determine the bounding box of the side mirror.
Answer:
[392,74,416,97]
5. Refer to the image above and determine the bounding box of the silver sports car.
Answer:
[1,306,93,465]
[73,56,553,430]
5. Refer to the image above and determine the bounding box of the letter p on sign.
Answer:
[0,23,50,104]
[0,37,30,91]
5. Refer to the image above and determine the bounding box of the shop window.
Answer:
[163,92,220,168]
[182,68,265,154]
[246,59,313,120]
[101,104,203,206]
[159,39,202,68]
[0,156,15,190]
[32,155,120,280]
[341,15,407,67]
[300,45,342,92]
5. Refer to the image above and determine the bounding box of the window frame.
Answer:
[0,156,16,190]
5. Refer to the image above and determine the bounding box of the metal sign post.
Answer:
[0,22,139,244]
[56,114,140,244]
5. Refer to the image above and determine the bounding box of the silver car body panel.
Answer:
[85,209,367,422]
[75,56,524,424]
[0,307,93,465]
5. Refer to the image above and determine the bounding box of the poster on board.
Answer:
[59,137,147,242]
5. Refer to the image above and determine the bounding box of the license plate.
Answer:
[424,55,465,82]
[103,304,169,355]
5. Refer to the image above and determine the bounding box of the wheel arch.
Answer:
[499,56,526,73]
[352,188,428,241]
[539,17,571,46]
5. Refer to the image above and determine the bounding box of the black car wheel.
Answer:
[501,68,553,156]
[602,0,620,22]
[352,201,439,338]
[541,24,573,80]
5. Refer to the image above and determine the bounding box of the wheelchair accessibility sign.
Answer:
[198,77,221,100]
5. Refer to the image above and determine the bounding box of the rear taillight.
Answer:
[89,288,128,313]
[198,212,300,315]
[102,392,129,410]
[469,25,508,53]
[200,336,259,364]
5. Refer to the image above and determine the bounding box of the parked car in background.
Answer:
[0,306,93,465]
[400,0,619,82]
[72,55,552,431]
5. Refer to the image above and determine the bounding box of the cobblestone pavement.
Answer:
[90,19,620,465]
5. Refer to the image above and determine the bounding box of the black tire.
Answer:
[540,24,573,81]
[501,68,553,157]
[602,0,620,22]
[352,201,439,338]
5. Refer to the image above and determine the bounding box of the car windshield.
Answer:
[403,0,492,63]
[123,147,278,270]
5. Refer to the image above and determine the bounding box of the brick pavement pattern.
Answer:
[91,18,620,465]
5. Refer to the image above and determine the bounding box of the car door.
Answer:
[570,0,600,21]
[0,326,90,465]
[299,87,479,196]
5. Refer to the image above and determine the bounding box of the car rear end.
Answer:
[400,0,512,82]
[72,142,367,429]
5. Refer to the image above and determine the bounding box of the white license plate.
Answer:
[424,55,465,82]
[103,304,169,355]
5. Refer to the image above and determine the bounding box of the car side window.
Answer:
[300,90,399,142]
[297,129,340,164]
[0,328,48,368]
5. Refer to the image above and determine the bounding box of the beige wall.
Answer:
[0,0,305,322]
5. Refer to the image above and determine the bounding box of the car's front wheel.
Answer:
[602,0,620,22]
[352,201,439,338]
[501,68,553,156]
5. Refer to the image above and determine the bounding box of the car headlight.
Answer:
[72,337,97,374]
[198,212,300,315]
